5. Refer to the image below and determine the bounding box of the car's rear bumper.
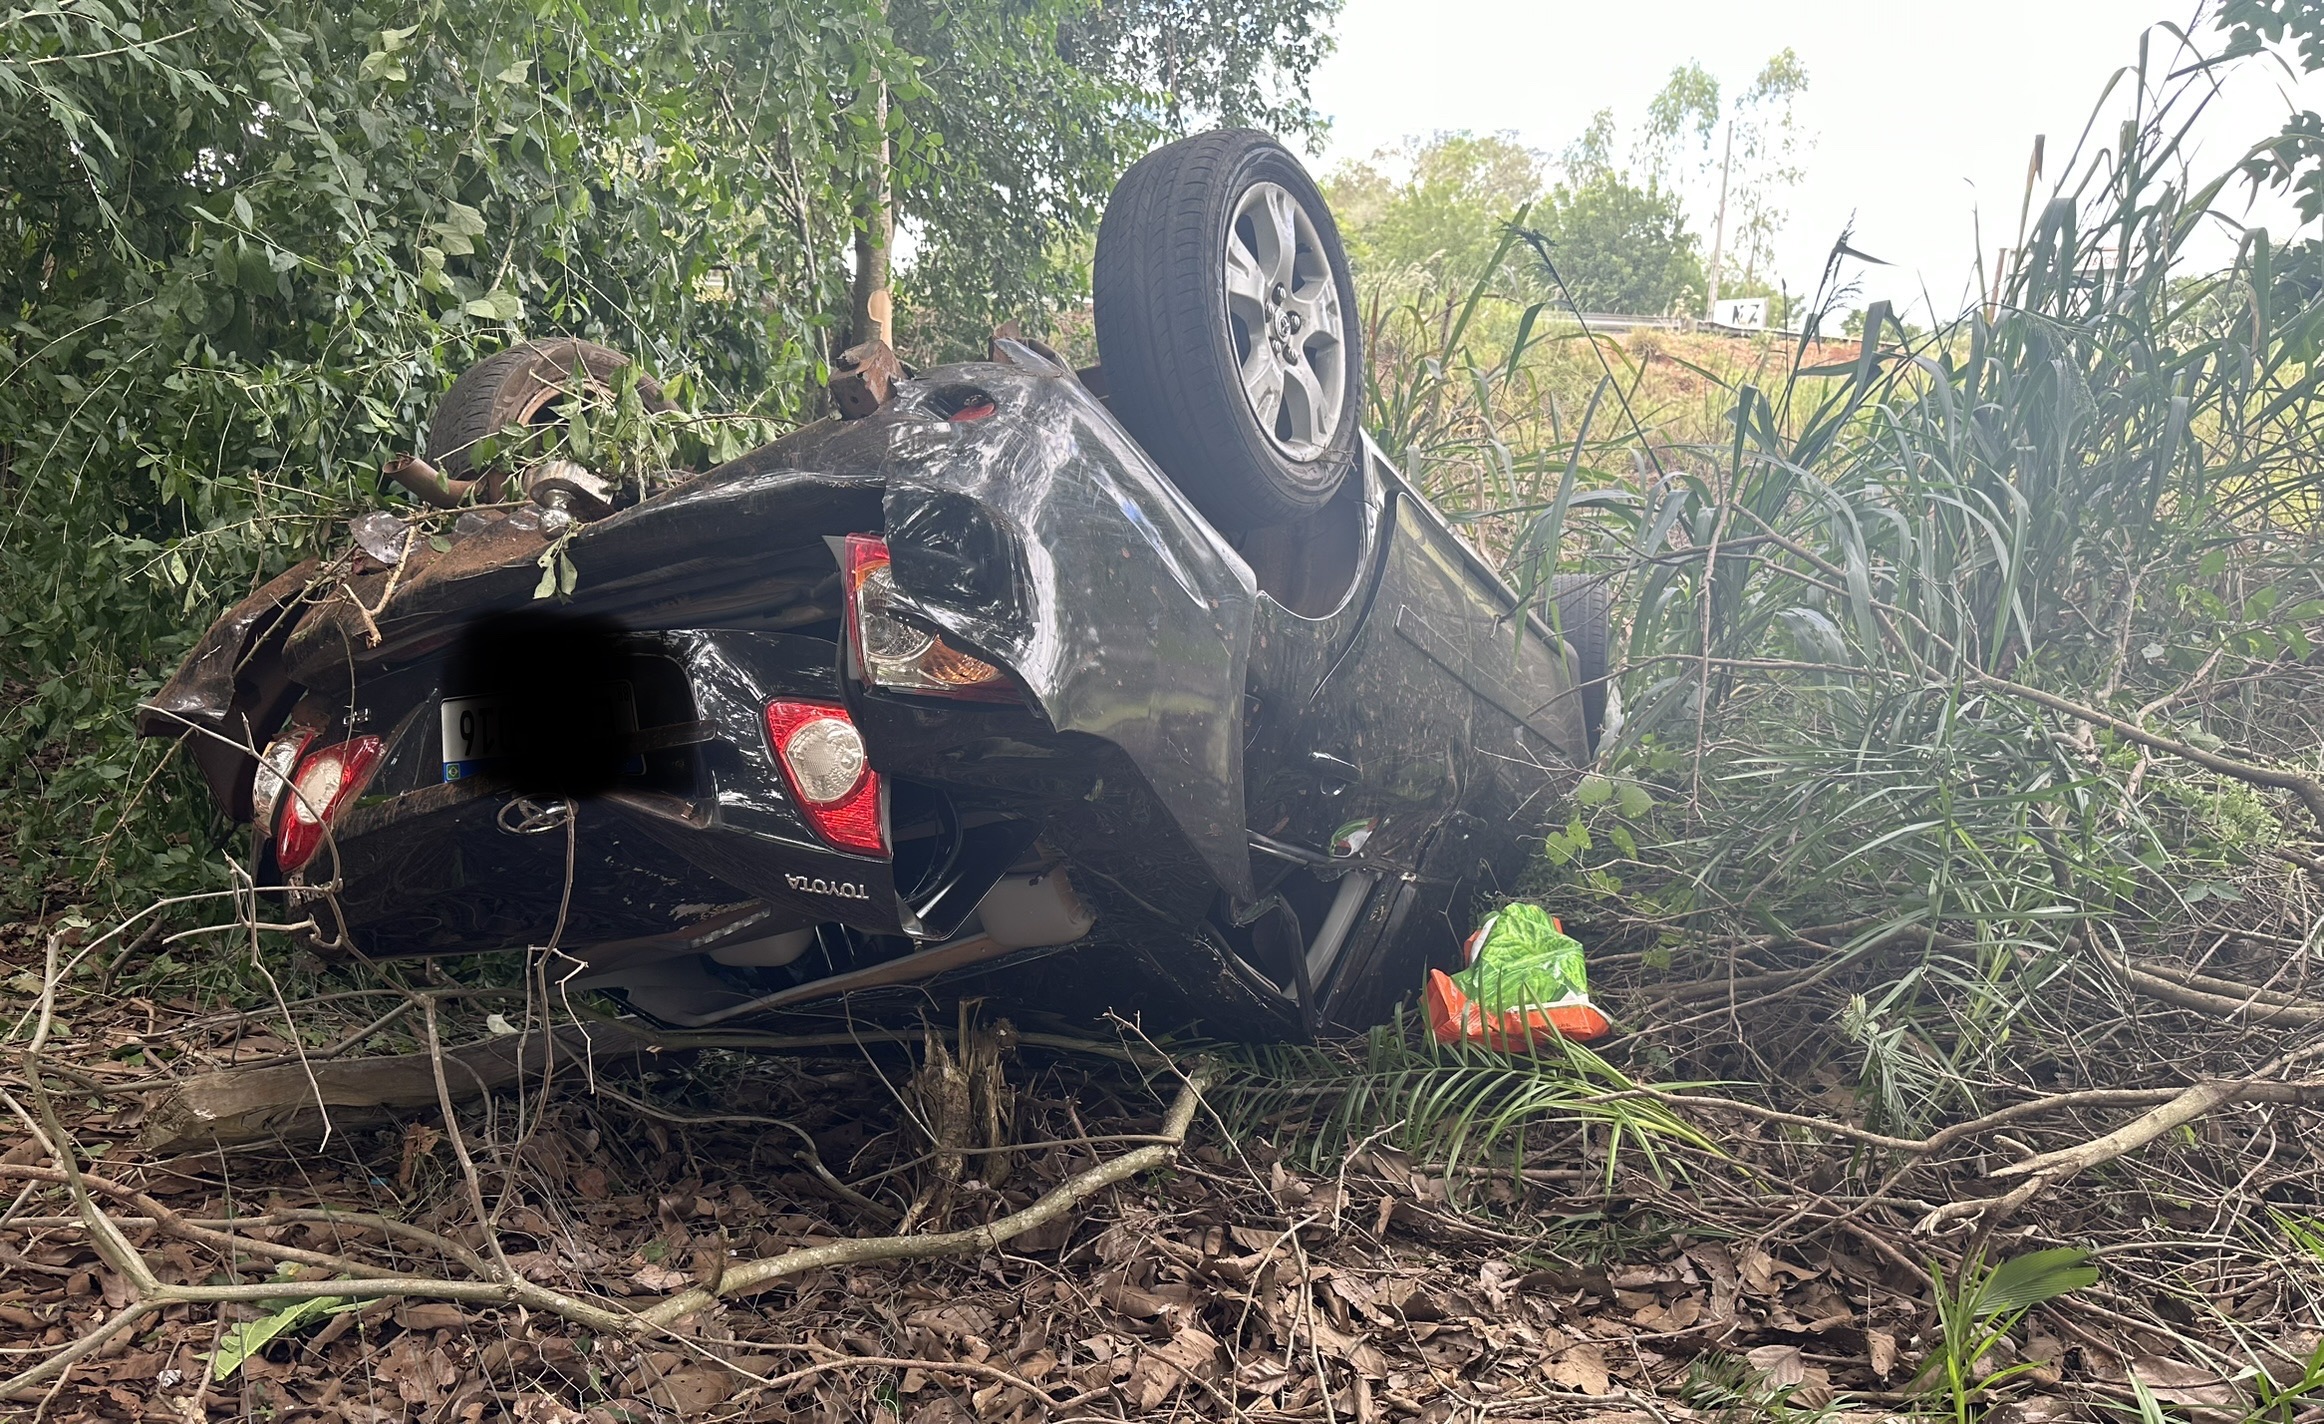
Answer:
[301,624,1058,960]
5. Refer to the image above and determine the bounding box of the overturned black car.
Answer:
[141,130,1608,1041]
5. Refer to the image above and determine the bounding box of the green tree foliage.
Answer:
[892,0,1341,356]
[1561,108,1618,177]
[1721,48,1809,286]
[1326,130,1702,317]
[1060,0,1338,135]
[1629,61,1720,192]
[5,0,889,898]
[2222,0,2324,218]
[1534,172,1704,315]
[1325,131,1545,287]
[1618,50,1810,301]
[0,0,1334,904]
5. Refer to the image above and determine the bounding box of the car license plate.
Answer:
[440,685,641,782]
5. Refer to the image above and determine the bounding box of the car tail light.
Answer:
[843,535,1016,702]
[765,699,885,854]
[274,737,384,873]
[251,728,317,840]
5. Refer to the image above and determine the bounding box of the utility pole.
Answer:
[1704,121,1732,322]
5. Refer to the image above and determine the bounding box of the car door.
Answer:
[1238,441,1589,1022]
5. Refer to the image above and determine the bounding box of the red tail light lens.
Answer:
[843,535,1017,702]
[274,737,384,873]
[764,699,885,854]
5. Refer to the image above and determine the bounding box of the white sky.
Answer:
[1307,1,2324,321]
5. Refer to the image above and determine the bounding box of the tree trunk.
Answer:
[850,14,893,349]
[1704,122,1732,320]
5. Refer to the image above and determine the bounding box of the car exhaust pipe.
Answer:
[380,452,480,508]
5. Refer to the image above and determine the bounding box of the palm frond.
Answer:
[1216,1007,1716,1182]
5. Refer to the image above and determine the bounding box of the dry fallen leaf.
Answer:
[1128,1325,1222,1410]
[1867,1328,1898,1380]
[1747,1343,1834,1407]
[390,1302,466,1332]
[905,1303,999,1343]
[1304,1314,1390,1379]
[1634,1294,1703,1331]
[629,1262,692,1292]
[1013,1214,1074,1253]
[1992,1399,2082,1424]
[1097,1278,1178,1320]
[2266,1333,2324,1388]
[970,1380,1027,1419]
[1747,1344,1809,1390]
[2023,1326,2067,1387]
[2130,1357,2246,1422]
[645,1363,734,1414]
[1543,1342,1612,1395]
[395,1123,442,1191]
[906,1396,977,1424]
[1413,1324,1485,1370]
[1235,1356,1292,1397]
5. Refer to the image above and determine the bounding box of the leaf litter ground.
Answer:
[2,908,2318,1424]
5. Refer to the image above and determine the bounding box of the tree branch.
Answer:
[634,1066,1212,1327]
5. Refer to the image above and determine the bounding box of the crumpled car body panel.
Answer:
[141,348,1591,1038]
[752,361,1259,898]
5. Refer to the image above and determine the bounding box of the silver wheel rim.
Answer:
[1224,180,1347,461]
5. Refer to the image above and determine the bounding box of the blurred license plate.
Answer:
[440,686,640,782]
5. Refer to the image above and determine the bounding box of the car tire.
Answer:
[1549,574,1612,756]
[425,338,667,483]
[1094,129,1363,531]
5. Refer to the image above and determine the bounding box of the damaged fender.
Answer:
[136,559,321,819]
[765,347,1261,899]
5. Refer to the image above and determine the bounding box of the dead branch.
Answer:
[418,995,520,1283]
[1617,1082,2297,1156]
[588,1081,900,1223]
[2276,845,2324,892]
[137,1018,660,1153]
[1988,1071,2311,1184]
[737,1353,1060,1409]
[632,1065,1213,1327]
[1901,1043,2324,1235]
[132,1012,1167,1154]
[0,1057,1212,1399]
[1968,668,2324,833]
[1730,518,2324,835]
[2121,963,2324,1026]
[0,1164,437,1281]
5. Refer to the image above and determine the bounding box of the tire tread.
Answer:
[425,338,661,481]
[1095,131,1361,530]
[1549,573,1613,756]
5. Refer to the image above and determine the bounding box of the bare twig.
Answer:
[737,1354,1061,1409]
[1990,1048,2324,1184]
[0,1036,1212,1399]
[633,1065,1213,1326]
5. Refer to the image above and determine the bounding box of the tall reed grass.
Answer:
[1374,26,2324,1130]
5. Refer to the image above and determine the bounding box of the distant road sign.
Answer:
[1713,298,1768,330]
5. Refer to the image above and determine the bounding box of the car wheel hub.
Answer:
[1225,180,1346,463]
